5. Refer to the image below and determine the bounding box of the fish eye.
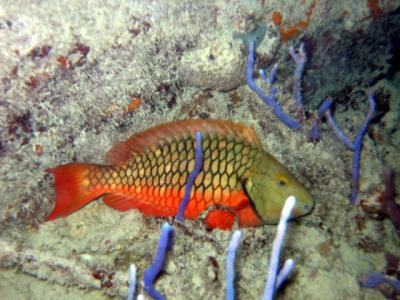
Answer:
[276,175,289,188]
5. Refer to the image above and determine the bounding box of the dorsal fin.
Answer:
[105,119,261,165]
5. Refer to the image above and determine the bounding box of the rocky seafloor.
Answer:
[0,1,399,299]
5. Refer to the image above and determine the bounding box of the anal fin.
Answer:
[103,193,138,211]
[103,193,173,216]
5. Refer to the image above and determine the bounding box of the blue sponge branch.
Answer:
[246,41,302,130]
[262,196,296,300]
[142,131,204,300]
[226,230,242,300]
[323,94,376,203]
[143,223,175,300]
[177,131,203,222]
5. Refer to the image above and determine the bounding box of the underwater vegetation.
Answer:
[246,39,376,204]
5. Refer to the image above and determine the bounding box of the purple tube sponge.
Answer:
[289,43,306,121]
[226,230,242,300]
[323,94,376,203]
[127,264,137,300]
[361,272,400,298]
[176,131,203,222]
[309,98,334,143]
[224,197,297,300]
[143,222,174,300]
[325,106,355,151]
[317,98,334,118]
[361,252,400,298]
[349,94,376,203]
[246,41,302,130]
[262,196,297,300]
[142,131,203,300]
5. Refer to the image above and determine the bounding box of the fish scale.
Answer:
[87,133,261,218]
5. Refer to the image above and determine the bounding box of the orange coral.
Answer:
[126,98,141,113]
[273,1,316,42]
[272,11,282,26]
[280,26,300,41]
[57,55,70,69]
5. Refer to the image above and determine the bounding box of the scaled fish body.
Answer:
[47,119,314,229]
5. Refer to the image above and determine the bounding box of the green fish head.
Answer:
[244,155,314,224]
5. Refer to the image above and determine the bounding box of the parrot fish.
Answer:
[47,119,314,229]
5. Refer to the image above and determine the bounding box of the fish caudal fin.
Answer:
[47,163,103,220]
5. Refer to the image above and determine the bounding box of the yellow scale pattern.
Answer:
[87,133,262,216]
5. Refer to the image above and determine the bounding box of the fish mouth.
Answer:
[300,200,314,214]
[292,196,314,218]
[297,202,314,215]
[302,203,314,213]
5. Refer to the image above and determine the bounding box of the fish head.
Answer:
[244,154,314,224]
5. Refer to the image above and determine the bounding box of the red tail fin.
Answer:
[47,163,104,220]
